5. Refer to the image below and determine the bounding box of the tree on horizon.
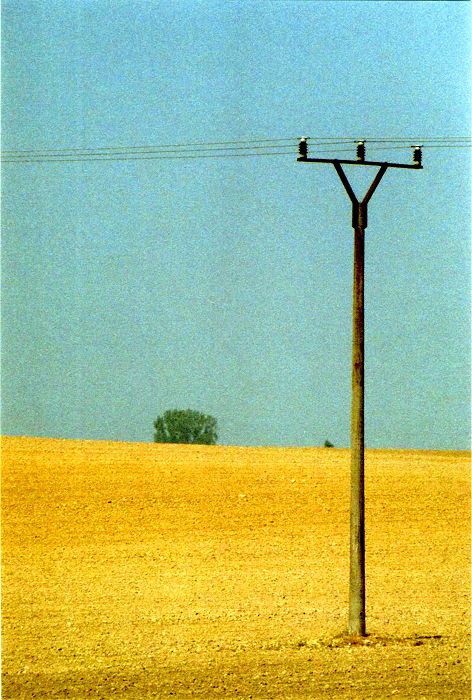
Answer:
[154,409,217,445]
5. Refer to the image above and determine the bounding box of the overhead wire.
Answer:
[0,150,296,164]
[1,137,298,157]
[3,136,470,154]
[1,143,296,158]
[0,136,298,155]
[1,135,470,164]
[1,138,296,162]
[2,140,470,152]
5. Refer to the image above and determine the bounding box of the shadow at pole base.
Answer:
[323,632,444,649]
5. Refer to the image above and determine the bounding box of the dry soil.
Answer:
[1,437,470,698]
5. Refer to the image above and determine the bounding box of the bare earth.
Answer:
[1,436,470,699]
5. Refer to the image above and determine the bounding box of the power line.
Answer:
[2,135,470,164]
[0,150,297,164]
[1,143,296,159]
[2,135,470,155]
[0,137,298,156]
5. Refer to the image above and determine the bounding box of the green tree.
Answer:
[154,409,218,445]
[324,439,334,448]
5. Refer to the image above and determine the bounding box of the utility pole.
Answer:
[297,138,422,636]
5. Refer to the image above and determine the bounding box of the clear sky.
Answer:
[2,0,470,449]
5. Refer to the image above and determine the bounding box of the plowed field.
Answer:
[1,437,470,698]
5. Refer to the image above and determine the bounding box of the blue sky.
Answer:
[2,0,470,448]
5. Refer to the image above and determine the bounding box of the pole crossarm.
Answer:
[297,156,422,170]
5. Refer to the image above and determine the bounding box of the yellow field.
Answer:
[1,436,470,698]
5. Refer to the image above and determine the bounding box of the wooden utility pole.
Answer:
[297,139,422,636]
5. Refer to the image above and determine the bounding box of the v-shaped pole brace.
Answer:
[333,161,388,230]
